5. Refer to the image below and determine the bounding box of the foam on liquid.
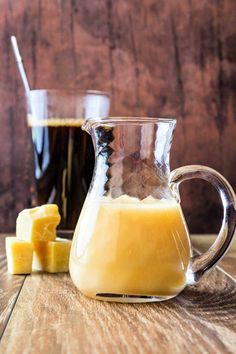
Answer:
[27,115,84,127]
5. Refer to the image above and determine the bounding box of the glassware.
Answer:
[69,117,236,302]
[27,89,110,237]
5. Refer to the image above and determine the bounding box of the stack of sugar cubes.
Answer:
[5,204,71,274]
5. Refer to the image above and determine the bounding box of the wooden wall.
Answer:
[0,0,235,232]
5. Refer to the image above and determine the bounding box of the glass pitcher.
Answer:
[69,117,236,302]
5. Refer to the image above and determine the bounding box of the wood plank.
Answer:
[0,235,25,339]
[0,263,235,353]
[0,0,236,233]
[192,234,236,279]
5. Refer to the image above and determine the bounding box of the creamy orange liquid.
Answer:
[70,195,191,299]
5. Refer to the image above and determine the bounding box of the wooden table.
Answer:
[0,234,235,354]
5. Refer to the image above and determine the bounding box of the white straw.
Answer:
[11,36,31,98]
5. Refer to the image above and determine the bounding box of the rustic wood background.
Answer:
[0,0,235,233]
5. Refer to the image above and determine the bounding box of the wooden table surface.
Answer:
[0,234,235,354]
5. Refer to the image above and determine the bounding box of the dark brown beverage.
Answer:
[28,118,94,234]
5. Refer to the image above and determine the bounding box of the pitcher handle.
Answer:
[169,165,236,283]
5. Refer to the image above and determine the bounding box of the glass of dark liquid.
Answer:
[27,89,110,237]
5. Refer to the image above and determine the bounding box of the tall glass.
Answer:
[27,90,110,237]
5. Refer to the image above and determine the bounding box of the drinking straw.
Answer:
[10,36,31,98]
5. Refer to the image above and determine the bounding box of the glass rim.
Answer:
[84,116,176,127]
[28,88,110,97]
